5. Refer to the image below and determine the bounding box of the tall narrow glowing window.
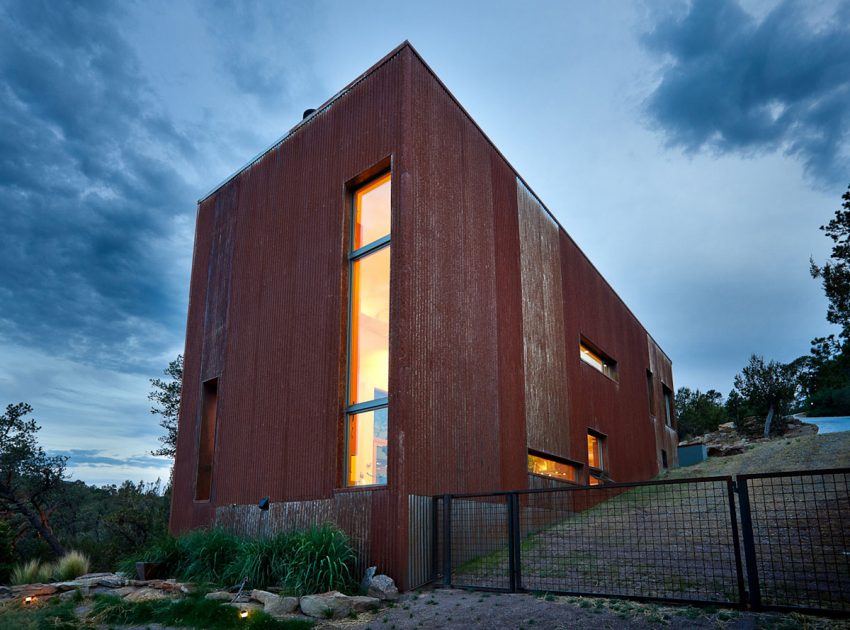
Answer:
[587,430,607,485]
[195,378,218,501]
[346,172,391,487]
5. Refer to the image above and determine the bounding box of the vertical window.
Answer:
[661,449,668,469]
[646,370,656,416]
[587,430,607,485]
[346,173,391,487]
[663,385,673,428]
[195,378,218,501]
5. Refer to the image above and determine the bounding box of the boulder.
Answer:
[299,590,353,619]
[367,574,399,601]
[0,586,11,599]
[13,584,59,597]
[264,595,299,617]
[205,591,234,601]
[124,587,172,602]
[250,589,279,605]
[360,565,377,593]
[350,595,381,612]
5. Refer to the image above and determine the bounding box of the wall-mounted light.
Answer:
[258,497,270,511]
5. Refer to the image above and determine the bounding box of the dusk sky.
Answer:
[1,0,848,486]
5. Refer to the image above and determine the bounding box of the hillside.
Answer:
[669,430,850,478]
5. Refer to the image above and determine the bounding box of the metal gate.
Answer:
[432,468,850,616]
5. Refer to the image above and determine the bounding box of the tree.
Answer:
[674,387,727,439]
[0,403,67,556]
[810,185,850,340]
[730,355,799,436]
[149,355,183,458]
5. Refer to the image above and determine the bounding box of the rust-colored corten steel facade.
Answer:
[170,42,678,589]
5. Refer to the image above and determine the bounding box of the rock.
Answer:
[77,572,113,580]
[205,591,234,601]
[0,586,11,599]
[360,565,377,593]
[13,584,59,597]
[157,579,193,593]
[299,590,353,619]
[250,589,279,605]
[718,422,736,431]
[124,587,172,602]
[264,595,299,617]
[349,595,381,612]
[111,587,137,597]
[367,574,399,601]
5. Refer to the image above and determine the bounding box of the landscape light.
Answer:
[24,596,33,604]
[240,609,249,619]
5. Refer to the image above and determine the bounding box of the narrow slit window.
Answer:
[579,338,618,381]
[527,452,579,483]
[195,378,218,501]
[663,385,674,428]
[587,430,608,485]
[345,172,391,487]
[647,370,656,416]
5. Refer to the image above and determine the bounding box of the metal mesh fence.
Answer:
[433,469,850,615]
[740,469,850,613]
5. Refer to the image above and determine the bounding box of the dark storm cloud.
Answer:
[643,0,850,188]
[0,0,195,370]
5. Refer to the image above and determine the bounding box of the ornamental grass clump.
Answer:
[54,550,90,581]
[11,559,53,585]
[281,525,356,595]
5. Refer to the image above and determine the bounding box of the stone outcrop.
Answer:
[367,574,400,601]
[299,590,353,619]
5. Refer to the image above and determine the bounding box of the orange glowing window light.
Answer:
[354,172,391,250]
[527,453,578,482]
[587,433,604,470]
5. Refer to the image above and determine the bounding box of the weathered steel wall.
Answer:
[517,182,571,458]
[171,41,676,591]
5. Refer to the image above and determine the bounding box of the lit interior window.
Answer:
[346,172,391,487]
[579,340,617,381]
[347,408,388,486]
[349,247,390,405]
[587,433,604,471]
[354,172,391,250]
[527,453,578,482]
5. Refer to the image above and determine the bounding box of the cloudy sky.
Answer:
[1,0,848,485]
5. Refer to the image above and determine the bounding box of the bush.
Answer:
[54,550,90,581]
[11,559,53,585]
[121,524,357,594]
[282,526,356,595]
[0,519,16,584]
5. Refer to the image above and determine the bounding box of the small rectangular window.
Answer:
[663,385,674,428]
[587,430,608,484]
[579,338,618,381]
[527,452,580,483]
[195,378,218,501]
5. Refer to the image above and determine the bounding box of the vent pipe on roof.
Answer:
[303,108,317,120]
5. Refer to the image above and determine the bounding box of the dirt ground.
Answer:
[319,588,850,630]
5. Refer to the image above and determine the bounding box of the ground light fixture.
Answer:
[24,596,34,604]
[240,609,249,619]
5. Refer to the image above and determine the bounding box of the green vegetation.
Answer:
[54,551,91,581]
[125,525,356,594]
[675,387,726,439]
[90,592,312,629]
[11,559,52,585]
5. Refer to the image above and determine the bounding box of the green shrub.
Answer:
[120,524,356,594]
[11,559,53,585]
[0,518,16,584]
[282,525,356,595]
[54,550,90,581]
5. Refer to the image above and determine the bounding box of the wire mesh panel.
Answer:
[519,479,741,603]
[446,494,512,590]
[740,469,850,613]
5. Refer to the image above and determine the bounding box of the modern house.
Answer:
[170,42,678,590]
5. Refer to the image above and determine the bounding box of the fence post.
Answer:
[442,494,452,587]
[508,493,522,592]
[737,478,762,610]
[726,479,747,606]
[431,496,439,582]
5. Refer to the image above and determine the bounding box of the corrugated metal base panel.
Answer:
[215,492,373,577]
[407,495,434,589]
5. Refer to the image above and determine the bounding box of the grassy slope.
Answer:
[668,431,850,479]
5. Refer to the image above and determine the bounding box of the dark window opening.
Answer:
[195,378,218,501]
[647,370,656,416]
[661,449,668,469]
[663,385,674,428]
